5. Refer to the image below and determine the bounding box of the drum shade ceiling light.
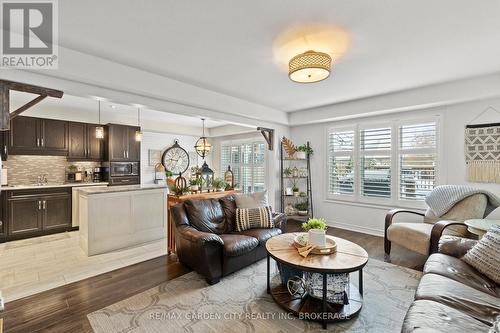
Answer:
[288,50,331,83]
[195,118,211,159]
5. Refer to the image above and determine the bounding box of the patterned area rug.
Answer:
[88,259,421,333]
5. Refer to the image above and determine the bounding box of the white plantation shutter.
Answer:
[360,127,392,198]
[220,140,266,193]
[328,129,355,195]
[399,122,437,200]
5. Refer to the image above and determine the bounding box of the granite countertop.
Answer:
[1,182,109,191]
[78,184,168,195]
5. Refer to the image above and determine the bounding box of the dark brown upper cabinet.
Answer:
[68,121,104,161]
[106,124,140,161]
[9,116,68,156]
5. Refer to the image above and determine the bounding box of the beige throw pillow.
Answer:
[236,206,273,232]
[462,224,500,284]
[235,191,269,209]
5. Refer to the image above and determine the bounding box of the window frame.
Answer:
[220,138,267,193]
[326,116,441,209]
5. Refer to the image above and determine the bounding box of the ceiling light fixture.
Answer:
[95,100,104,139]
[194,118,211,159]
[135,107,143,142]
[288,50,331,83]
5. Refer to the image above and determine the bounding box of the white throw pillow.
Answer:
[235,191,269,209]
[462,224,500,284]
[486,206,500,220]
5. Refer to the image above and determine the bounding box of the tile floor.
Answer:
[0,232,167,302]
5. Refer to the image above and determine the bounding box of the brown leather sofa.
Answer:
[402,235,500,332]
[171,195,286,284]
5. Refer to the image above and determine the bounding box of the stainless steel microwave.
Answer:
[109,162,140,177]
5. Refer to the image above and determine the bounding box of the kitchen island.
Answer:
[78,185,168,255]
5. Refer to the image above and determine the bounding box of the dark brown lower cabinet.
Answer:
[3,188,72,241]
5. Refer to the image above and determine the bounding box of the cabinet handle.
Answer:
[126,150,129,158]
[36,138,40,147]
[38,200,42,210]
[41,138,44,147]
[3,145,6,155]
[43,200,46,210]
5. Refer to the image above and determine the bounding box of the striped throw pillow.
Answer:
[462,224,500,284]
[236,206,273,232]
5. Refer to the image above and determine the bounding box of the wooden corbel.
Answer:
[257,127,274,151]
[0,79,64,130]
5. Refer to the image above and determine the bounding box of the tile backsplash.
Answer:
[3,155,101,185]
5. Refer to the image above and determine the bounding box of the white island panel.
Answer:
[79,186,167,255]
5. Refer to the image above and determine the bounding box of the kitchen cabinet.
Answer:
[68,122,104,161]
[9,116,68,156]
[106,124,140,161]
[4,188,72,240]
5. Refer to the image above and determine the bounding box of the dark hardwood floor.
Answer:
[2,221,426,333]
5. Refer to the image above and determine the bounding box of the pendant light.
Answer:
[95,100,104,139]
[135,107,143,141]
[194,118,211,159]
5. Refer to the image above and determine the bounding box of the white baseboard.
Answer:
[327,220,384,237]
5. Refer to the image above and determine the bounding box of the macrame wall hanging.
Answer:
[465,107,500,183]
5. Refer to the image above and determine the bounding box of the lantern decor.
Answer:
[200,161,214,192]
[174,173,187,190]
[224,165,234,190]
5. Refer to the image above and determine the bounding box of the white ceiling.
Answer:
[56,0,500,113]
[10,92,228,128]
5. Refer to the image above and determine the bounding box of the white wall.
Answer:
[291,97,500,236]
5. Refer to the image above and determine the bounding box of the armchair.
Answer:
[384,193,487,256]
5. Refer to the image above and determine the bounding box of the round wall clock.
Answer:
[161,140,190,175]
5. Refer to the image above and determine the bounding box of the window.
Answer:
[221,140,266,193]
[399,122,437,200]
[328,129,355,195]
[327,118,439,205]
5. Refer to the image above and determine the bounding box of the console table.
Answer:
[167,190,239,254]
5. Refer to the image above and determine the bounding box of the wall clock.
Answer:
[161,140,190,175]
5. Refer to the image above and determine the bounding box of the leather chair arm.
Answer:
[429,220,467,254]
[176,225,224,246]
[438,235,477,258]
[384,209,425,239]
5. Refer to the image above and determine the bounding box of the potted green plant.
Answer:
[168,183,189,196]
[295,201,309,216]
[212,177,227,192]
[295,144,314,159]
[302,218,327,247]
[299,191,307,197]
[283,167,293,177]
[189,178,202,191]
[292,185,300,197]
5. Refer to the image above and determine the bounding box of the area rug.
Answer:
[88,259,421,333]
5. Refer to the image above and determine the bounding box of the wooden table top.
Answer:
[266,233,369,273]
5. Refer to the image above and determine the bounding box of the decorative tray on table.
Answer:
[293,234,337,255]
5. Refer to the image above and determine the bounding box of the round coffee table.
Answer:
[266,233,368,329]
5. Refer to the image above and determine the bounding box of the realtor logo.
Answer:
[1,0,58,68]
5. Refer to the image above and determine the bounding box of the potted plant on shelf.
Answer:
[168,183,189,196]
[292,185,300,197]
[295,201,309,216]
[295,144,314,159]
[212,177,227,192]
[283,167,293,177]
[299,191,307,197]
[302,218,327,247]
[189,178,202,192]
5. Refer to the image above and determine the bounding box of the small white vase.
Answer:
[308,229,326,247]
[296,151,306,159]
[285,188,293,195]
